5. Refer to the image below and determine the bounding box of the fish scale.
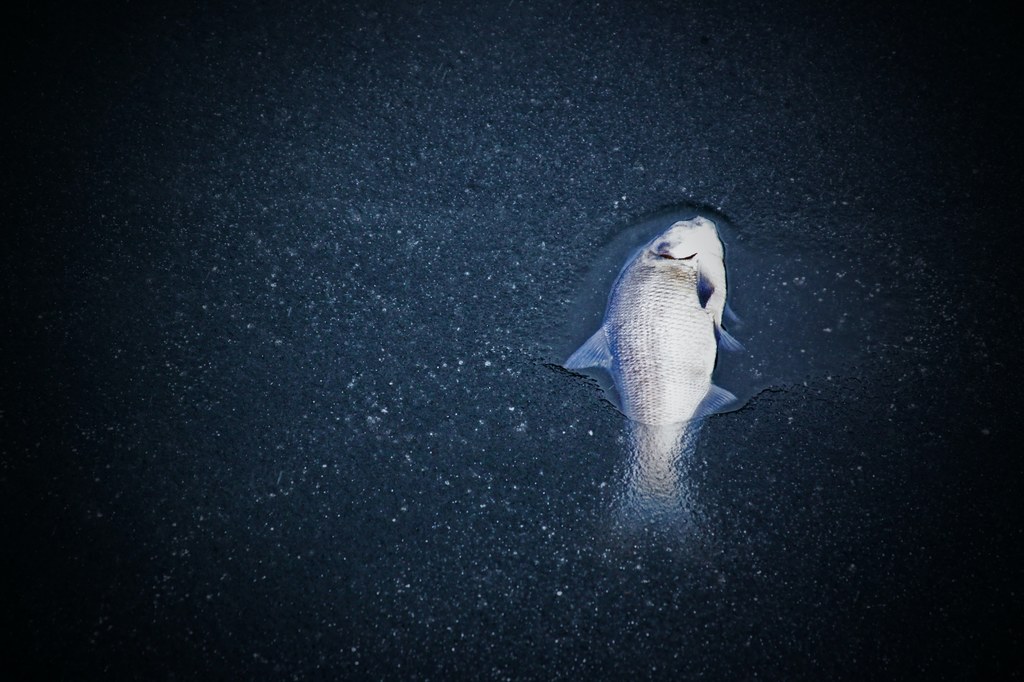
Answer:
[606,257,717,425]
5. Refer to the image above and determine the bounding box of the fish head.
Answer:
[644,217,723,268]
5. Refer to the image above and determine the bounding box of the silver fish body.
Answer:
[605,256,716,424]
[565,217,738,425]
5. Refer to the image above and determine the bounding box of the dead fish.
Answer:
[565,216,738,425]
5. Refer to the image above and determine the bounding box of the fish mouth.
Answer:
[652,250,697,261]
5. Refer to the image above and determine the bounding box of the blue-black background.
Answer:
[4,1,1021,679]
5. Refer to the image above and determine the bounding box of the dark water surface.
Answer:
[5,1,1021,679]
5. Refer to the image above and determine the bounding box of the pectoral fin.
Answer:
[724,302,741,325]
[715,325,744,352]
[564,327,612,370]
[693,384,738,420]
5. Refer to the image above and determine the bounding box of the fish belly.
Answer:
[607,268,717,425]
